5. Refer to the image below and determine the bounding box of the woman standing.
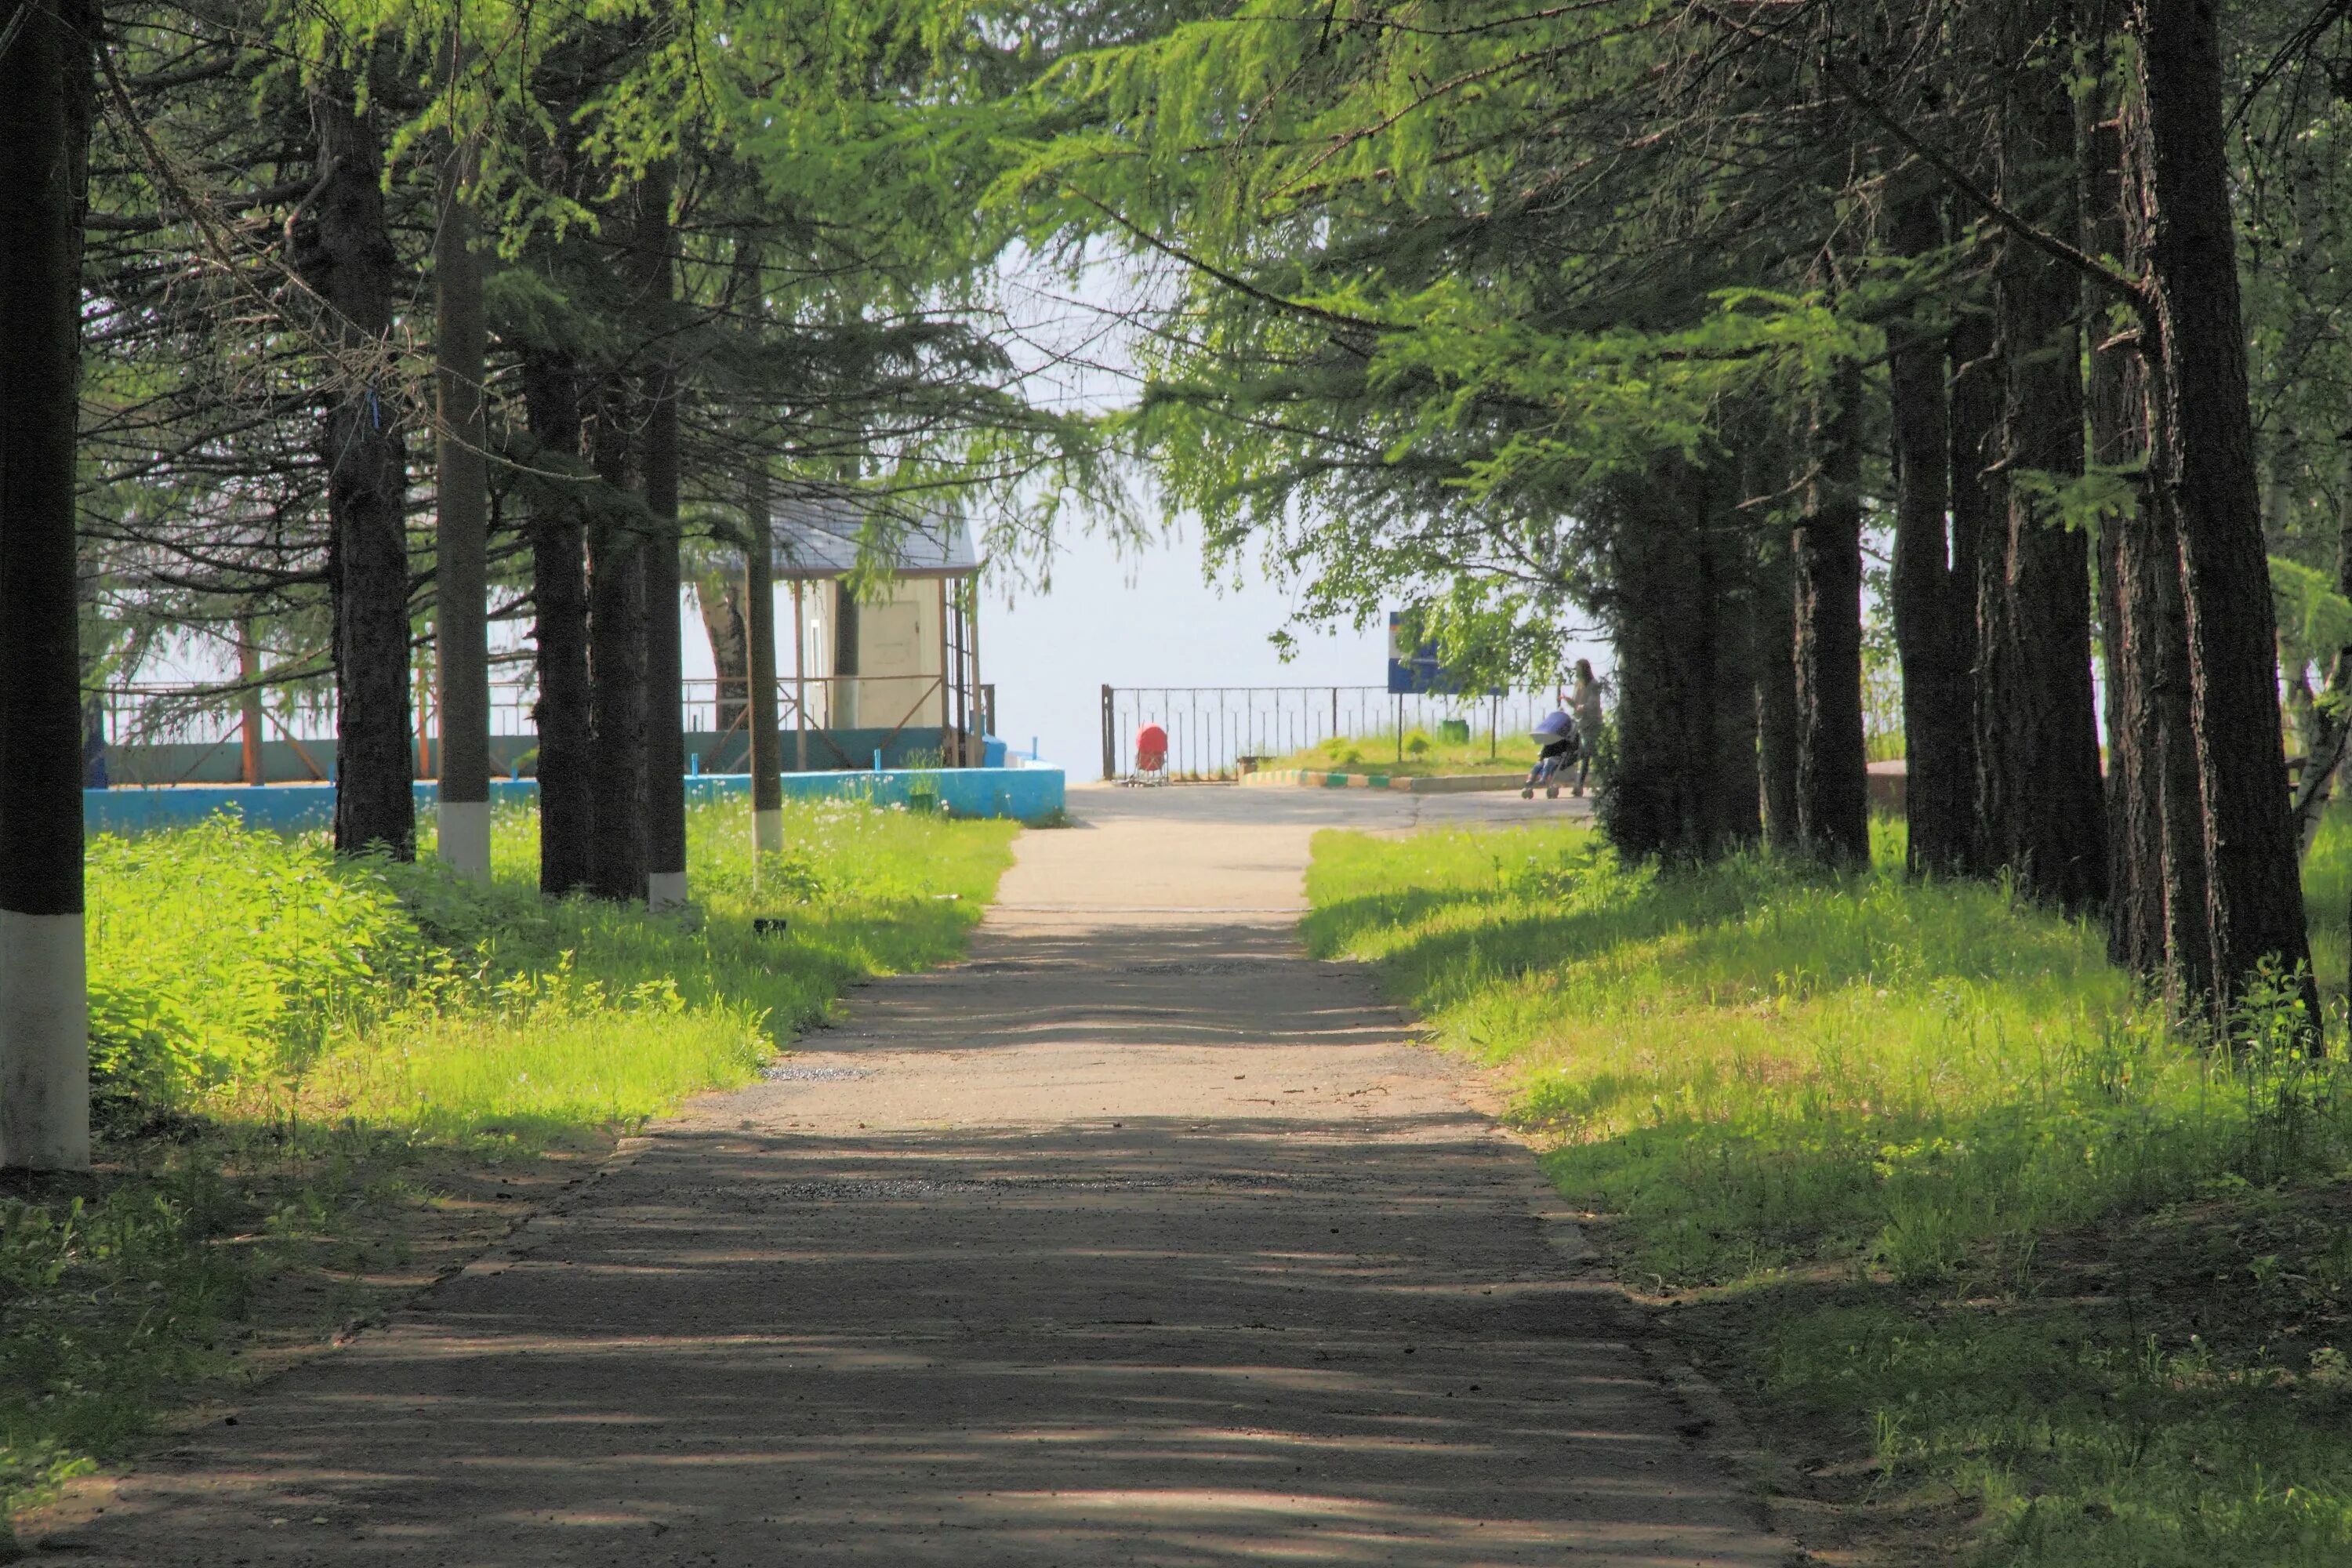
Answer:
[1569,659,1606,797]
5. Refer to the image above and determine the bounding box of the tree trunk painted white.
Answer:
[433,49,492,884]
[647,870,690,911]
[438,800,492,885]
[0,912,89,1171]
[1,0,95,1171]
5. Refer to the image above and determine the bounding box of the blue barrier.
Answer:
[84,766,1064,837]
[688,768,1064,820]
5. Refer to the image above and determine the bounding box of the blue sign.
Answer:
[1386,612,1486,695]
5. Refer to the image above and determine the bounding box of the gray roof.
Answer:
[767,492,978,581]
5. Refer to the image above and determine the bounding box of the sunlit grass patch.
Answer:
[1306,818,2352,1566]
[1265,729,1542,776]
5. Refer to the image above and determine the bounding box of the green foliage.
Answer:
[1306,820,2352,1563]
[999,2,1865,674]
[2272,554,2352,657]
[85,822,430,1116]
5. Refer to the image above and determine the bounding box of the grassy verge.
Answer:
[1265,730,1544,777]
[1305,818,2352,1566]
[3,798,1014,1529]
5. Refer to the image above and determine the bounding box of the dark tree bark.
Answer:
[2288,477,2352,856]
[1709,528,1762,851]
[1946,308,1998,873]
[2085,107,2173,980]
[521,347,594,896]
[585,372,648,904]
[0,0,96,1171]
[1976,13,2107,909]
[1793,362,1871,866]
[2129,0,2319,1032]
[2128,488,2215,1010]
[304,69,415,860]
[1755,528,1800,851]
[695,569,750,736]
[1886,194,1974,877]
[1604,457,1757,860]
[433,74,491,880]
[633,164,687,908]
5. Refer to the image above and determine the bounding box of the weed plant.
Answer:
[1306,819,2352,1566]
[1,799,1014,1525]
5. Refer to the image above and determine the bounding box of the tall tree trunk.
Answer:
[695,569,750,736]
[1947,307,1998,873]
[305,69,415,861]
[1707,492,1762,851]
[2086,103,2172,979]
[745,463,786,855]
[2129,487,2216,1010]
[2129,0,2319,1033]
[1977,9,2107,909]
[2289,466,2352,855]
[0,0,95,1171]
[585,374,648,904]
[1755,526,1800,851]
[633,164,687,910]
[1886,194,1973,876]
[1794,361,1871,865]
[1604,457,1755,859]
[521,348,594,897]
[434,65,491,882]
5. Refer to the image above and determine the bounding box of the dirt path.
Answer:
[23,786,1784,1566]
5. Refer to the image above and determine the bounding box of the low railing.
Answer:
[1099,684,1556,781]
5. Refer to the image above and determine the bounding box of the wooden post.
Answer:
[745,470,783,855]
[967,578,983,750]
[935,577,952,768]
[793,579,808,773]
[1101,684,1116,782]
[238,622,264,786]
[416,650,434,779]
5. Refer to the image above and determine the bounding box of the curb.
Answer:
[1237,769,1527,793]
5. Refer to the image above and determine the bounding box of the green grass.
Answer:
[1305,819,2352,1566]
[2,798,1014,1527]
[1265,728,1544,777]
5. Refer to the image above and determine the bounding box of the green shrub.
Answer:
[85,819,430,1109]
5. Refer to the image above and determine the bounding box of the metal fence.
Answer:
[1099,684,1560,781]
[96,673,999,782]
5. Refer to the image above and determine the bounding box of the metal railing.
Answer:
[1099,684,1559,781]
[96,671,1001,782]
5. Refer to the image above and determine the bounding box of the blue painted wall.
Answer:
[85,766,1065,837]
[101,726,971,787]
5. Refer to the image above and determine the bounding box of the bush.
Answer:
[85,820,431,1112]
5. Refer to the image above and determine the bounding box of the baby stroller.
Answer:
[1523,711,1580,799]
[1127,722,1170,786]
